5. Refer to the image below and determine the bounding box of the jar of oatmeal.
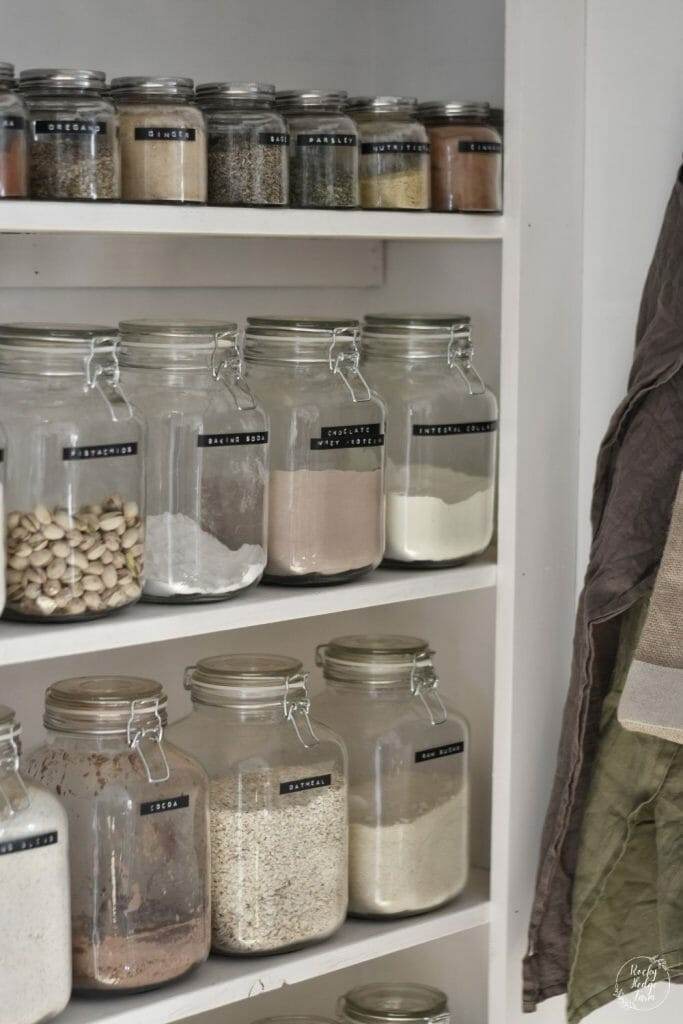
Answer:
[0,62,29,198]
[418,101,502,213]
[347,96,430,210]
[111,76,207,203]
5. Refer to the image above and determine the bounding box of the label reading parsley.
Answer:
[311,423,384,450]
[457,140,502,155]
[140,795,189,816]
[280,774,331,795]
[2,115,25,131]
[0,830,58,856]
[296,132,357,147]
[134,126,196,142]
[361,140,430,155]
[63,442,138,461]
[35,120,106,135]
[412,421,498,437]
[415,741,465,763]
[258,132,289,146]
[198,431,268,448]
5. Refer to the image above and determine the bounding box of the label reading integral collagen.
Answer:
[134,126,196,142]
[63,442,138,461]
[412,421,498,437]
[258,132,289,146]
[361,140,430,155]
[140,795,190,816]
[415,741,465,763]
[1,115,25,131]
[280,773,332,795]
[35,120,106,135]
[457,140,502,155]
[296,132,357,147]
[0,830,58,856]
[311,423,384,450]
[197,431,268,448]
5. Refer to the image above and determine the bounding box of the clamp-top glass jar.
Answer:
[118,319,268,602]
[315,635,469,917]
[339,984,451,1024]
[168,654,348,955]
[418,101,502,213]
[347,96,430,211]
[0,324,144,621]
[19,68,120,201]
[362,315,497,566]
[0,62,29,198]
[0,704,71,1024]
[26,676,211,992]
[198,81,288,207]
[276,90,359,208]
[111,76,207,203]
[244,317,385,584]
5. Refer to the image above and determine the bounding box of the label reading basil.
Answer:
[2,115,25,131]
[311,423,384,450]
[361,140,430,155]
[413,421,498,437]
[134,126,196,142]
[35,120,106,136]
[0,830,58,856]
[296,132,357,147]
[63,442,138,461]
[140,795,190,816]
[258,132,289,146]
[415,741,465,763]
[280,773,332,795]
[457,140,502,155]
[198,431,268,448]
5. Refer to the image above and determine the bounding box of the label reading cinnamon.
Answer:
[140,795,190,816]
[258,132,289,146]
[35,120,106,135]
[457,140,501,155]
[0,831,58,856]
[280,774,331,794]
[311,423,384,450]
[198,431,268,448]
[361,140,430,155]
[415,741,465,763]
[134,127,196,142]
[1,116,25,131]
[412,421,498,437]
[296,133,356,147]
[63,442,138,460]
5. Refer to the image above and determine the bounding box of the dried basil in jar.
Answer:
[347,96,430,211]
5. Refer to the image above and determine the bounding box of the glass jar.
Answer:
[0,424,5,617]
[244,317,385,584]
[0,704,71,1024]
[168,654,348,955]
[118,319,268,602]
[198,81,288,207]
[111,76,207,204]
[0,62,29,198]
[347,96,430,211]
[275,90,358,208]
[361,315,497,566]
[315,635,469,917]
[26,676,211,992]
[19,68,120,201]
[339,984,451,1024]
[0,323,144,622]
[418,101,502,213]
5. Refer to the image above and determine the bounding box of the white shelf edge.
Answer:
[61,870,490,1024]
[0,558,496,667]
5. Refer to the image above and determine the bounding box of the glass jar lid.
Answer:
[318,634,430,681]
[255,1018,337,1024]
[340,984,449,1024]
[19,68,106,93]
[0,322,116,349]
[245,316,361,365]
[0,704,18,738]
[362,314,471,362]
[275,89,347,111]
[418,100,491,121]
[110,76,195,100]
[44,676,167,734]
[196,81,275,103]
[0,62,14,86]
[347,96,417,115]
[185,654,306,706]
[119,318,238,354]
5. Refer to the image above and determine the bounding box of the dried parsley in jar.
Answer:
[347,96,430,211]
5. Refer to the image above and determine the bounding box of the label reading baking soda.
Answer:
[134,127,196,142]
[310,423,384,450]
[412,421,498,437]
[280,774,332,795]
[457,140,502,155]
[35,120,106,135]
[0,831,58,856]
[63,442,138,461]
[415,741,465,763]
[361,140,430,155]
[197,431,268,448]
[296,133,357,147]
[140,795,190,816]
[258,132,289,146]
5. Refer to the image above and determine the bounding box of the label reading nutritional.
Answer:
[197,431,268,448]
[361,140,430,155]
[134,126,196,142]
[0,830,58,856]
[63,442,138,461]
[311,423,384,450]
[1,115,25,131]
[280,774,332,795]
[140,795,190,816]
[415,741,465,764]
[296,133,357,147]
[457,140,502,155]
[35,120,106,135]
[412,421,498,437]
[258,132,289,146]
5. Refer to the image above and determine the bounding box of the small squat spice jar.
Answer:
[347,96,430,210]
[419,101,502,213]
[0,62,29,198]
[276,90,359,208]
[339,985,451,1024]
[198,81,288,207]
[19,68,120,201]
[111,76,207,204]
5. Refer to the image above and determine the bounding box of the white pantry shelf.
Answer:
[0,557,495,667]
[60,870,489,1024]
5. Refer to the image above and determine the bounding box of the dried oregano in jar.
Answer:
[348,96,430,211]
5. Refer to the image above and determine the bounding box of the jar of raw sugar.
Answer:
[339,984,451,1024]
[118,319,268,602]
[347,96,430,210]
[244,317,385,584]
[315,635,469,918]
[0,62,29,198]
[361,314,497,566]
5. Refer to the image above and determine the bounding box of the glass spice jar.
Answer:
[26,676,211,993]
[275,90,359,208]
[118,319,268,602]
[0,62,29,198]
[111,76,207,204]
[244,317,385,584]
[0,323,145,622]
[361,315,497,566]
[315,635,469,918]
[167,654,348,955]
[347,96,430,211]
[418,101,502,213]
[0,423,5,617]
[197,81,288,207]
[0,704,72,1024]
[19,68,120,201]
[339,985,451,1024]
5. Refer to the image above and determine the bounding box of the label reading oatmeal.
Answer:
[140,795,190,816]
[412,421,498,437]
[0,831,58,855]
[311,423,384,450]
[415,741,465,763]
[280,774,332,794]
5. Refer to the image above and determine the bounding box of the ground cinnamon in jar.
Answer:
[0,62,28,198]
[419,101,502,213]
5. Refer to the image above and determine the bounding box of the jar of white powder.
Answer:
[0,704,71,1024]
[119,319,268,602]
[361,314,497,566]
[315,634,469,918]
[244,316,385,584]
[168,653,348,954]
[339,984,451,1024]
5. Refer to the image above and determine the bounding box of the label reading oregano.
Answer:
[457,140,502,155]
[140,795,190,816]
[412,421,498,437]
[296,133,357,147]
[415,741,465,763]
[361,140,430,155]
[280,773,332,795]
[63,442,138,461]
[0,831,58,856]
[310,423,384,450]
[35,120,106,136]
[197,431,268,448]
[134,127,196,142]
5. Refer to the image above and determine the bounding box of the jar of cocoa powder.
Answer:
[0,62,29,198]
[418,101,502,213]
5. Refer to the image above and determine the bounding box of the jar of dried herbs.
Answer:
[111,76,207,204]
[275,90,358,209]
[19,68,120,201]
[0,62,29,198]
[197,82,288,207]
[418,101,502,213]
[347,96,429,211]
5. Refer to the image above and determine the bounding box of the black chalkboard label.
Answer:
[63,442,138,460]
[0,830,58,856]
[412,421,498,437]
[258,132,290,146]
[134,127,196,142]
[415,741,465,763]
[35,120,106,135]
[2,116,25,130]
[197,431,268,447]
[0,449,3,463]
[296,133,357,147]
[457,140,501,154]
[361,140,430,155]
[140,795,190,816]
[280,774,332,794]
[311,423,384,450]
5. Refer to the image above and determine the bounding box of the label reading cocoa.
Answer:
[412,421,498,437]
[140,795,190,816]
[35,120,106,135]
[310,423,384,450]
[361,140,430,155]
[197,431,268,448]
[415,741,465,763]
[63,442,138,461]
[296,133,357,147]
[457,140,501,155]
[1,115,25,131]
[134,127,196,142]
[0,830,58,856]
[280,774,331,795]
[258,132,289,146]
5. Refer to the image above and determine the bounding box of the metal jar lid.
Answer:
[346,96,417,115]
[0,322,117,352]
[245,316,361,364]
[363,314,471,336]
[110,76,195,100]
[196,81,275,103]
[44,676,167,734]
[418,100,491,121]
[361,314,472,361]
[340,984,449,1024]
[317,634,432,684]
[19,68,106,93]
[0,62,15,86]
[275,89,347,111]
[119,318,238,349]
[185,654,306,706]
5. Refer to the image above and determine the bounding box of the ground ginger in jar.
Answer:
[419,101,502,213]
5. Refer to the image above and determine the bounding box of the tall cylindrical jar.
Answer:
[339,984,451,1024]
[19,68,120,200]
[111,76,207,203]
[198,81,289,207]
[167,654,348,955]
[361,315,497,566]
[0,323,145,621]
[418,101,502,213]
[347,96,430,210]
[118,319,268,602]
[0,62,29,198]
[0,422,5,617]
[244,317,385,584]
[0,704,71,1024]
[315,635,469,918]
[26,676,211,993]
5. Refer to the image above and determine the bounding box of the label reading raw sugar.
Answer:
[198,431,268,448]
[361,140,430,155]
[63,442,138,461]
[280,773,332,795]
[457,140,502,155]
[35,120,106,135]
[296,132,357,147]
[134,126,196,142]
[311,423,384,450]
[0,830,58,856]
[258,132,289,146]
[413,421,498,437]
[2,115,25,131]
[415,741,465,763]
[140,795,190,816]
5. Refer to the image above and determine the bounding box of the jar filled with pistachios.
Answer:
[0,323,144,622]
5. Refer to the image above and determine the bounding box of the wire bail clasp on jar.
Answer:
[211,329,257,412]
[329,326,372,403]
[283,671,319,749]
[126,698,170,784]
[0,721,30,818]
[411,652,448,726]
[85,334,135,422]
[447,324,485,396]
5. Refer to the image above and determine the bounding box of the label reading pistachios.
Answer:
[296,133,356,147]
[311,423,384,450]
[35,120,106,135]
[280,774,331,794]
[140,795,190,816]
[63,442,138,460]
[415,741,465,763]
[0,831,58,855]
[412,421,498,437]
[134,127,196,142]
[361,140,430,155]
[457,140,501,154]
[197,431,268,447]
